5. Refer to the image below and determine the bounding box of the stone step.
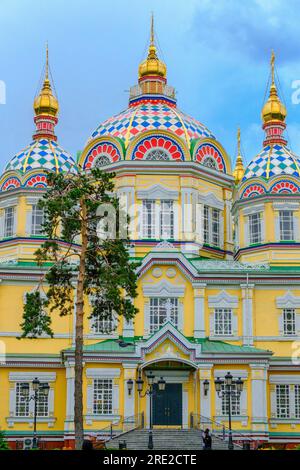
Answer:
[105,428,240,450]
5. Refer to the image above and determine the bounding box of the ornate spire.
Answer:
[261,51,287,146]
[33,44,59,141]
[138,14,167,81]
[233,128,245,184]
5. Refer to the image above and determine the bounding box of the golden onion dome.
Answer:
[261,51,287,124]
[33,45,59,117]
[138,15,167,79]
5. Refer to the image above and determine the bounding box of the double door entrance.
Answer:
[153,383,182,426]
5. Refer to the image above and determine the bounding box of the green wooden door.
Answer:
[153,383,182,426]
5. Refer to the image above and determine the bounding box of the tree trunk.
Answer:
[74,198,88,450]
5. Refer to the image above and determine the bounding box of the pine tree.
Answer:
[20,168,139,449]
[0,430,9,450]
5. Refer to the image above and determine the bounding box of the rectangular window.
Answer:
[276,384,290,418]
[214,308,232,336]
[92,315,116,335]
[221,384,241,416]
[211,208,220,247]
[295,385,300,419]
[283,308,296,336]
[160,200,174,239]
[279,210,294,241]
[31,205,44,236]
[4,207,15,237]
[15,382,30,417]
[36,383,49,417]
[149,297,178,334]
[249,213,261,244]
[203,205,221,247]
[93,379,113,415]
[142,200,155,238]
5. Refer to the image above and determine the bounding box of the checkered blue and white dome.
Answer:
[5,138,77,174]
[90,103,216,148]
[243,144,300,181]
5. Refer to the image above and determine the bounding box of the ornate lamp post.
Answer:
[21,377,50,449]
[128,371,166,450]
[214,372,244,450]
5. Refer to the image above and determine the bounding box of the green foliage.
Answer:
[0,430,9,450]
[20,167,139,337]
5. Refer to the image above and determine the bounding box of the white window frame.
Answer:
[31,204,44,236]
[149,297,179,334]
[202,205,221,247]
[160,200,174,240]
[279,210,294,241]
[221,383,241,416]
[142,199,156,239]
[283,308,296,336]
[270,375,300,422]
[214,308,233,336]
[86,368,121,422]
[4,206,15,238]
[276,292,300,336]
[248,212,262,245]
[208,291,238,338]
[92,378,113,415]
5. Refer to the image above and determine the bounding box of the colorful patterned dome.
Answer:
[5,138,76,174]
[89,103,216,149]
[243,144,300,181]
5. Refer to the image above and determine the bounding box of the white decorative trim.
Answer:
[86,368,121,378]
[208,290,238,309]
[0,197,18,209]
[198,192,224,210]
[213,370,248,379]
[26,196,42,205]
[142,279,185,297]
[243,204,265,216]
[269,375,300,384]
[276,291,300,308]
[136,184,179,201]
[9,372,56,382]
[273,202,299,211]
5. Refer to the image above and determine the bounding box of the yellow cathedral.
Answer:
[0,22,300,450]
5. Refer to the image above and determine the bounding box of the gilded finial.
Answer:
[45,41,49,80]
[271,49,275,86]
[150,12,154,46]
[233,127,244,185]
[261,50,287,124]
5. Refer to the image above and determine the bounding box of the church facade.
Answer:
[0,23,300,449]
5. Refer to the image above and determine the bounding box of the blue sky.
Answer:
[0,0,300,172]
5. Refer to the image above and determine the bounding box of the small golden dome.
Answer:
[261,51,287,124]
[33,45,59,117]
[138,15,167,79]
[233,128,245,184]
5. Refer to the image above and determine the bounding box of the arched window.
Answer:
[202,156,217,169]
[94,155,111,167]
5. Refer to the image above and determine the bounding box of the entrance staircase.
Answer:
[105,428,240,450]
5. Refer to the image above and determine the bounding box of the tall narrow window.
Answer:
[36,383,49,417]
[295,385,300,419]
[4,206,15,237]
[283,308,296,335]
[279,210,294,241]
[149,297,178,334]
[276,384,290,418]
[214,308,232,336]
[31,205,44,236]
[15,382,30,417]
[92,314,116,335]
[221,384,241,416]
[249,213,261,244]
[202,205,221,247]
[93,379,113,415]
[160,200,174,239]
[142,200,155,238]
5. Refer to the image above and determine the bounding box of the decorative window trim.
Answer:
[26,196,41,206]
[86,368,121,379]
[7,372,56,428]
[142,279,185,298]
[269,375,300,385]
[86,369,120,423]
[243,204,264,216]
[273,202,300,211]
[137,185,179,201]
[276,291,300,309]
[0,197,18,209]
[198,193,224,211]
[208,290,238,309]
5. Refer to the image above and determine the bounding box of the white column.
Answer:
[123,364,137,421]
[250,364,269,433]
[199,364,213,421]
[241,282,255,346]
[123,318,135,338]
[193,284,206,338]
[65,362,75,432]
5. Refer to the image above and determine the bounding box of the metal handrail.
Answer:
[191,413,257,449]
[96,412,144,442]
